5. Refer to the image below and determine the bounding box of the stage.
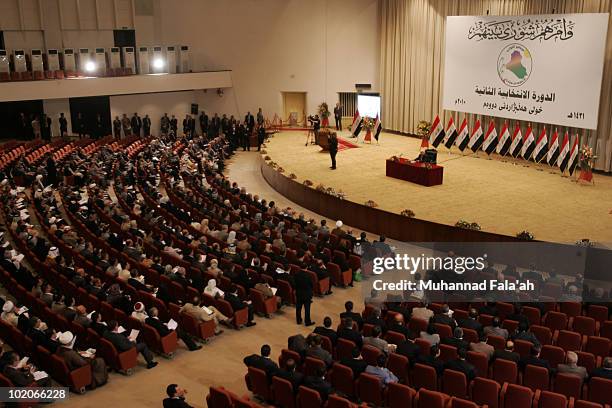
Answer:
[262,130,612,244]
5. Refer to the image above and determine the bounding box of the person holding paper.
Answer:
[103,320,158,369]
[179,297,230,335]
[204,279,224,298]
[2,351,52,387]
[1,301,19,326]
[56,331,108,388]
[145,307,201,351]
[225,285,256,327]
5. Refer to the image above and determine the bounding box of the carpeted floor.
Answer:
[262,130,612,244]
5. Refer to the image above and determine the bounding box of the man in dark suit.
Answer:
[163,383,194,408]
[225,285,256,327]
[458,308,483,337]
[519,346,551,371]
[103,320,158,369]
[337,317,363,349]
[303,366,334,401]
[492,340,520,363]
[512,322,541,348]
[415,344,445,375]
[145,307,201,351]
[131,113,142,137]
[333,103,342,130]
[441,327,470,351]
[328,132,338,170]
[431,304,457,330]
[143,114,151,136]
[27,316,58,353]
[244,344,279,379]
[275,358,304,392]
[396,336,421,364]
[444,348,477,382]
[314,316,338,346]
[340,347,368,379]
[244,112,255,132]
[340,301,363,330]
[3,351,52,386]
[295,269,314,326]
[387,314,413,340]
[59,113,68,137]
[364,307,387,333]
[590,357,612,380]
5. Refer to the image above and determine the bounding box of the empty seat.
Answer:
[361,345,382,366]
[386,382,416,408]
[572,316,597,337]
[555,330,582,351]
[449,397,481,408]
[531,325,553,345]
[588,377,612,406]
[583,336,611,358]
[487,335,506,350]
[206,386,234,408]
[330,363,355,398]
[586,305,609,323]
[533,390,567,408]
[297,385,323,408]
[491,359,518,384]
[412,363,438,391]
[415,388,449,408]
[386,353,409,383]
[541,345,566,368]
[247,367,272,401]
[553,372,582,399]
[467,351,489,378]
[522,364,549,391]
[500,383,533,408]
[303,357,326,378]
[357,373,384,406]
[574,400,605,408]
[544,312,568,332]
[325,395,354,408]
[443,369,468,398]
[272,376,295,408]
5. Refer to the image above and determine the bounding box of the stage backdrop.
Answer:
[442,13,609,129]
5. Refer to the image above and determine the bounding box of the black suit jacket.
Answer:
[103,331,134,352]
[458,318,483,336]
[396,340,420,362]
[225,293,247,311]
[337,327,363,349]
[492,350,520,363]
[445,359,477,381]
[145,316,172,337]
[340,312,363,330]
[275,369,304,392]
[294,271,313,302]
[28,328,58,353]
[303,376,333,401]
[3,366,34,386]
[339,358,368,379]
[244,354,279,378]
[415,355,445,375]
[365,316,387,333]
[162,397,194,408]
[441,337,470,351]
[519,356,551,371]
[314,327,338,346]
[431,314,457,330]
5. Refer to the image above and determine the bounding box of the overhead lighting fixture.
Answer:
[85,61,97,72]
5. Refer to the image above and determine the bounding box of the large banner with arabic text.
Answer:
[442,13,609,129]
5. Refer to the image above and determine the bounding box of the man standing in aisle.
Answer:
[121,114,132,137]
[295,269,314,326]
[131,113,142,137]
[329,132,338,170]
[199,111,208,136]
[143,114,151,137]
[245,111,255,133]
[334,103,342,131]
[257,124,266,151]
[59,113,68,138]
[113,116,122,139]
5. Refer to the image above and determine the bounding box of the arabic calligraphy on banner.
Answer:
[442,13,609,129]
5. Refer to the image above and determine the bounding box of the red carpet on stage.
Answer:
[338,137,358,151]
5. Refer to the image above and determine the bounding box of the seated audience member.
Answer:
[337,317,363,349]
[365,354,399,388]
[431,304,457,330]
[388,314,413,340]
[2,351,52,386]
[470,333,495,360]
[590,357,612,380]
[1,301,19,326]
[506,305,530,329]
[56,331,108,387]
[458,308,483,336]
[364,307,386,333]
[244,344,279,379]
[103,320,158,369]
[314,316,338,346]
[74,305,91,328]
[557,351,588,385]
[411,301,434,322]
[416,344,445,375]
[179,296,229,335]
[364,325,395,354]
[442,327,469,351]
[396,334,421,363]
[27,316,58,353]
[512,322,541,348]
[340,347,368,379]
[444,347,477,382]
[131,302,148,322]
[224,285,256,327]
[275,358,304,392]
[145,307,202,351]
[492,340,520,363]
[288,334,308,356]
[340,301,363,330]
[306,334,333,367]
[484,317,509,340]
[90,312,107,337]
[163,383,193,408]
[303,366,334,401]
[420,323,441,346]
[204,279,224,298]
[519,346,551,371]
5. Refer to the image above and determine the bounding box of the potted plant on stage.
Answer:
[578,144,596,184]
[318,102,331,128]
[417,120,431,149]
[362,117,374,143]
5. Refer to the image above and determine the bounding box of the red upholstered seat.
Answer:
[386,383,416,408]
[588,377,612,406]
[532,390,567,408]
[272,376,295,408]
[415,388,449,408]
[522,364,549,391]
[330,363,355,398]
[357,372,384,406]
[442,369,468,398]
[491,358,518,384]
[412,363,438,391]
[297,386,323,408]
[500,383,533,408]
[553,373,582,399]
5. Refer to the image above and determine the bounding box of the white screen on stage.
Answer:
[357,94,381,119]
[442,13,609,129]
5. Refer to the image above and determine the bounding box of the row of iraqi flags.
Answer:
[428,115,581,175]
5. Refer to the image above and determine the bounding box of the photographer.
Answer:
[306,115,320,146]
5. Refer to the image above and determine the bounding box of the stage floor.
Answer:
[263,130,612,244]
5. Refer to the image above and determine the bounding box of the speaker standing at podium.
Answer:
[329,132,338,170]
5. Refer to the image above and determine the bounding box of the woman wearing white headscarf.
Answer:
[204,279,224,298]
[207,259,222,278]
[227,231,237,246]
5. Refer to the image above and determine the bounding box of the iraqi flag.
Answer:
[557,133,570,172]
[521,125,536,160]
[482,121,498,155]
[373,115,382,141]
[467,120,484,152]
[351,110,363,137]
[534,127,549,163]
[496,122,511,156]
[547,130,560,166]
[429,115,445,148]
[567,136,580,176]
[455,118,469,151]
[444,117,458,149]
[509,124,523,158]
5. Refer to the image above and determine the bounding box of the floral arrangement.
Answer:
[264,155,271,161]
[260,149,267,154]
[288,173,297,180]
[318,102,331,119]
[416,120,431,137]
[579,144,597,172]
[362,116,375,131]
[516,230,535,240]
[400,209,415,218]
[455,220,481,230]
[365,200,378,208]
[276,167,285,173]
[268,161,278,169]
[303,179,313,186]
[315,183,327,192]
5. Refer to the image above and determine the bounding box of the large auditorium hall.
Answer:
[0,1,611,407]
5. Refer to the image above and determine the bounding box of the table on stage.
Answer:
[386,158,443,187]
